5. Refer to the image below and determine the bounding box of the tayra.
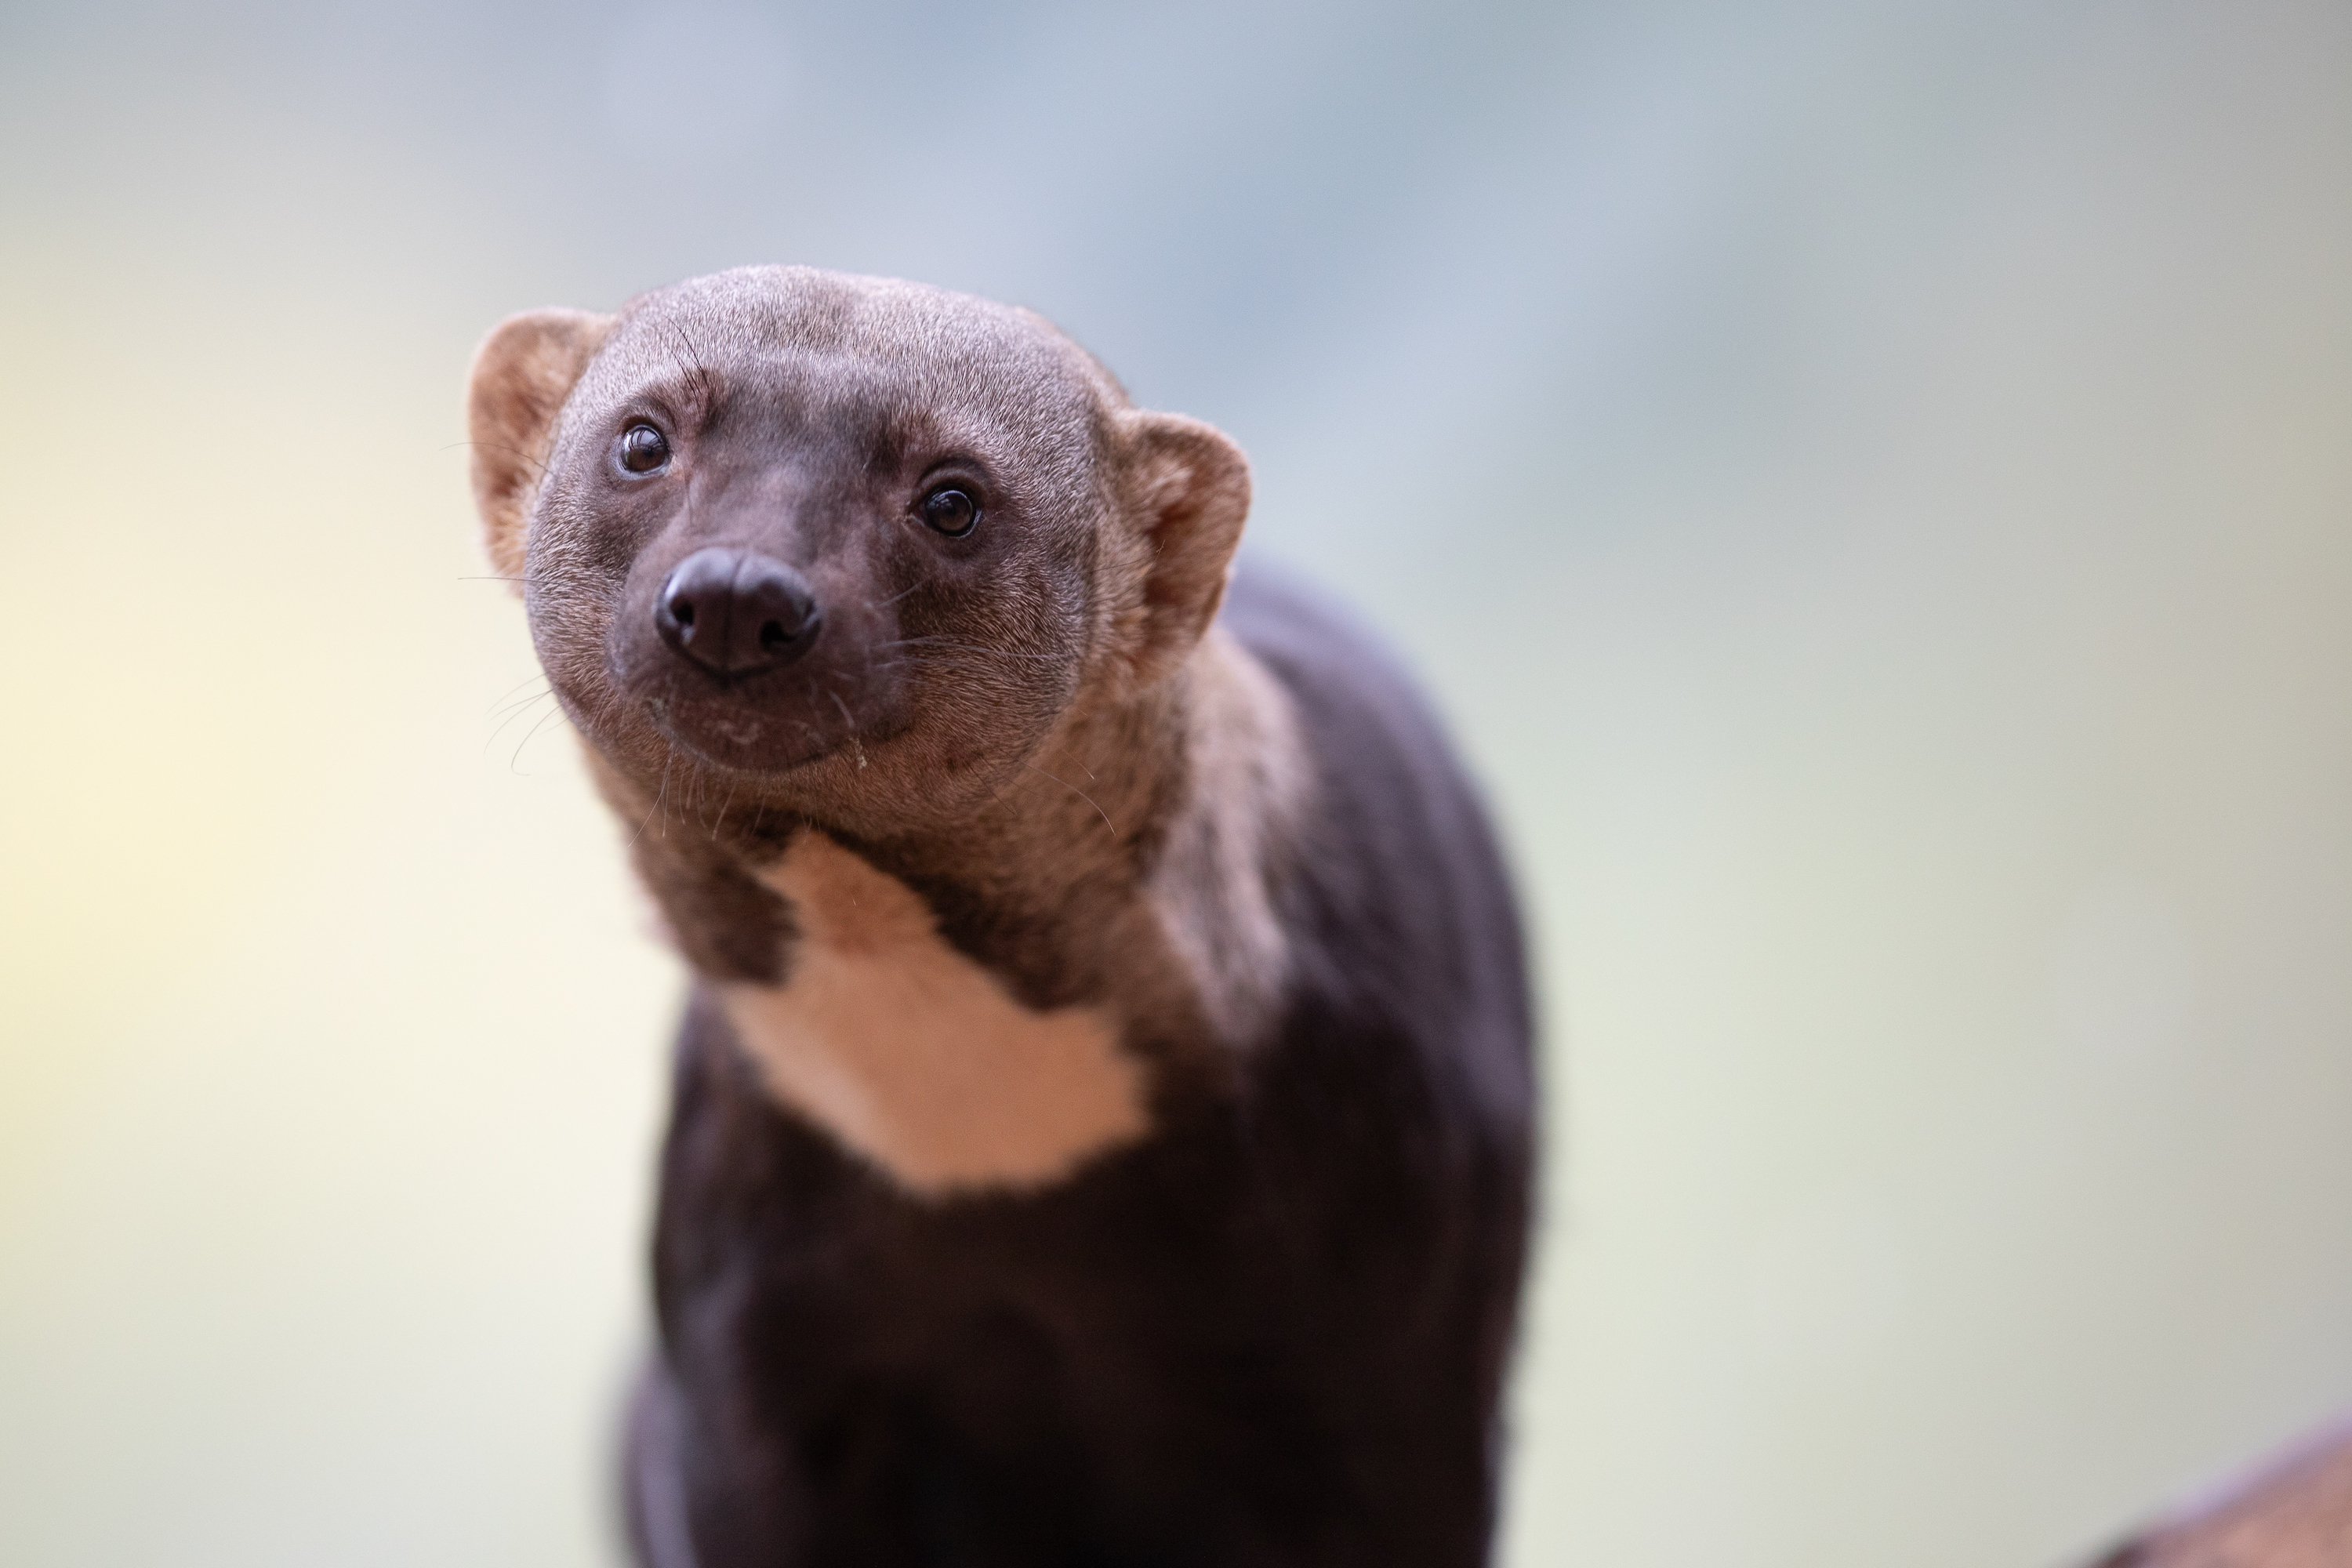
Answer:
[466,266,1535,1567]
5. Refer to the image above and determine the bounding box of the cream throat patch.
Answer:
[719,831,1152,1198]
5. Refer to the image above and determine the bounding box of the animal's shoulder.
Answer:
[1219,564,1518,933]
[1221,563,1534,1134]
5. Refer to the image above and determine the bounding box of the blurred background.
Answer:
[4,1,2350,1563]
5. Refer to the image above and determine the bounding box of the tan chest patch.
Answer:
[720,833,1150,1198]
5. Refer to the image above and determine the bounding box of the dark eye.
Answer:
[618,423,671,474]
[918,485,980,538]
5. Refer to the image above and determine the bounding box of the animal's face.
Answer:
[468,267,1249,840]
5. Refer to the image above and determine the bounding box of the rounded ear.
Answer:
[466,307,616,583]
[1114,410,1252,683]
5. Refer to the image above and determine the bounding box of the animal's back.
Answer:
[1215,565,1537,1555]
[1220,564,1534,1149]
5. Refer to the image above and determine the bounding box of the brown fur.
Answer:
[2092,1425,2352,1567]
[466,308,615,580]
[467,267,1535,1566]
[466,267,1304,1192]
[1098,412,1254,695]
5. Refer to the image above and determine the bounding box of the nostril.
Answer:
[658,546,819,675]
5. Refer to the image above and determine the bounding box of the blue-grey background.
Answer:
[5,2,2350,1564]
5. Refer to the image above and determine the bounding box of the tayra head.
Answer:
[466,267,1249,840]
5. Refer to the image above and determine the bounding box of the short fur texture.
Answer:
[468,266,1535,1567]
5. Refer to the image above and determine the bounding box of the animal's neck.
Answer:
[590,632,1301,1196]
[846,664,1192,939]
[598,630,1297,1024]
[588,632,1305,1194]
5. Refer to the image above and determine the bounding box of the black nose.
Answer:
[655,546,824,676]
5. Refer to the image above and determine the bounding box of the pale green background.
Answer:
[4,3,2350,1565]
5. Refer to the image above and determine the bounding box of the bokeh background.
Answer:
[5,2,2350,1564]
